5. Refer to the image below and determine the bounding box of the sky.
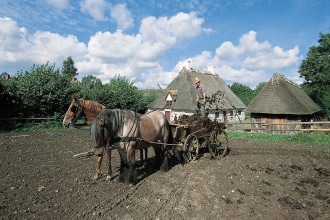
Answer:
[0,0,329,89]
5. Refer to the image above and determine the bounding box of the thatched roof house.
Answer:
[147,67,246,122]
[246,73,321,133]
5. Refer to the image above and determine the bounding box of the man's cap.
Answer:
[195,77,200,83]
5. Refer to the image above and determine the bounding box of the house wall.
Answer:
[250,113,312,134]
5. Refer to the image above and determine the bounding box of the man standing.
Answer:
[195,77,206,116]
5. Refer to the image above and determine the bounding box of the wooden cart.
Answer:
[170,115,228,162]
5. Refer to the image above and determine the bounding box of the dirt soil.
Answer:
[0,128,329,220]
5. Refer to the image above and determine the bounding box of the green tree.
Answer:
[102,75,155,111]
[230,82,254,106]
[299,32,330,116]
[5,62,76,117]
[77,75,104,101]
[253,82,267,97]
[61,56,78,80]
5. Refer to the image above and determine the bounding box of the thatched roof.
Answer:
[245,73,321,115]
[147,67,246,111]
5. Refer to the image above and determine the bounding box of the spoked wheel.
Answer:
[209,130,229,159]
[183,134,199,162]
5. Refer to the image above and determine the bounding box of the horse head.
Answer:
[62,96,83,128]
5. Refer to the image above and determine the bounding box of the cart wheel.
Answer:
[183,134,199,162]
[209,130,219,159]
[209,130,229,158]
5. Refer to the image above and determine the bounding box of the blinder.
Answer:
[71,101,83,123]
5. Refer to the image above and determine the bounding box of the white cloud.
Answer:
[110,4,134,30]
[216,31,300,70]
[0,17,86,67]
[0,14,301,89]
[76,12,207,84]
[80,0,109,21]
[139,12,204,45]
[174,30,301,88]
[27,31,87,64]
[87,30,140,62]
[134,66,178,89]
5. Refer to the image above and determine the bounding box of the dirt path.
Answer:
[0,129,329,219]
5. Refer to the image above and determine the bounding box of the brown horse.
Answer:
[62,96,106,127]
[62,96,148,164]
[90,109,180,185]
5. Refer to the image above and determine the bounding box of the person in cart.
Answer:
[195,77,206,117]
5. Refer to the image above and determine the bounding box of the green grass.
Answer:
[227,131,330,145]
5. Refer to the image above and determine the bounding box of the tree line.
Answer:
[1,32,329,122]
[0,57,156,120]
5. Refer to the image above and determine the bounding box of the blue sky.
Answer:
[0,0,329,89]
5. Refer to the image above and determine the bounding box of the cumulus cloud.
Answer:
[80,0,109,21]
[87,30,140,62]
[76,12,207,82]
[0,17,86,67]
[0,12,301,89]
[216,31,300,70]
[80,1,133,31]
[110,4,134,30]
[175,30,301,88]
[140,12,204,44]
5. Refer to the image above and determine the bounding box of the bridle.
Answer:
[71,101,83,123]
[65,101,83,125]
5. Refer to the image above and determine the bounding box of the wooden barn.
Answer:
[147,67,246,123]
[245,73,322,134]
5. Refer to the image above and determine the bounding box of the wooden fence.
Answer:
[1,117,329,134]
[226,121,330,133]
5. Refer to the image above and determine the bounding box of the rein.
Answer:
[72,102,83,123]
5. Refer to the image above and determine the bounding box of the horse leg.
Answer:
[105,150,112,180]
[126,146,137,186]
[117,148,128,183]
[153,145,163,170]
[160,149,169,172]
[93,156,103,180]
[144,148,148,166]
[139,148,144,167]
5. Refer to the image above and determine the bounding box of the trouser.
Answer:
[197,101,205,116]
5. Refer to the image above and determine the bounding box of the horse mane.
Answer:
[95,109,126,134]
[79,99,106,112]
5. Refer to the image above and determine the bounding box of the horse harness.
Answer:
[93,111,145,156]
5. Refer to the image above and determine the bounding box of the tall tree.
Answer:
[61,57,78,80]
[253,82,267,97]
[299,32,330,116]
[77,75,104,101]
[102,75,155,111]
[230,82,254,106]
